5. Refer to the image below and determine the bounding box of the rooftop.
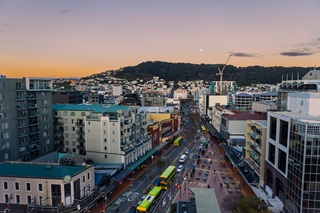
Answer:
[223,111,267,121]
[53,104,131,113]
[0,162,92,179]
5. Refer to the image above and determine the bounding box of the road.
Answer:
[105,101,201,213]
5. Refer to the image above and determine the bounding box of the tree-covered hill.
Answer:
[86,61,314,86]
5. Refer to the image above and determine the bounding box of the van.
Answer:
[179,154,187,163]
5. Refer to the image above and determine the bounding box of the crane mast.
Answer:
[217,54,232,95]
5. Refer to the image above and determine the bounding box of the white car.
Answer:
[177,165,184,172]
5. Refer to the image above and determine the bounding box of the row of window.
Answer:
[3,181,44,192]
[3,193,40,205]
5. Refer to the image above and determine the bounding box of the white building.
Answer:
[174,89,188,99]
[85,106,151,168]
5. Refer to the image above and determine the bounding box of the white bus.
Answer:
[179,154,187,163]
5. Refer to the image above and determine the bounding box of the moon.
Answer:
[200,48,203,52]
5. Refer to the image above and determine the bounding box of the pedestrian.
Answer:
[208,184,210,188]
[220,183,223,188]
[214,151,215,156]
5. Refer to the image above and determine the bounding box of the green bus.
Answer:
[159,165,176,190]
[173,136,183,147]
[201,125,207,134]
[136,186,162,212]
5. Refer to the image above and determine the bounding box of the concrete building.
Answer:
[141,91,165,107]
[265,92,320,213]
[0,161,95,212]
[174,89,188,99]
[245,120,268,184]
[252,101,277,113]
[0,77,54,162]
[201,94,228,117]
[277,70,320,111]
[52,90,83,104]
[52,104,115,155]
[220,110,267,147]
[85,106,152,168]
[209,81,237,95]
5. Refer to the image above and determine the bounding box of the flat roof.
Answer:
[53,104,131,113]
[190,188,221,213]
[0,162,91,179]
[271,111,320,123]
[223,111,267,121]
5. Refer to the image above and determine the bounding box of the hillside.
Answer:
[85,61,313,86]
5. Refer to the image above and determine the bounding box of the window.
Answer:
[81,112,86,116]
[27,195,32,204]
[104,139,107,142]
[112,131,115,135]
[26,183,31,191]
[71,112,75,116]
[16,195,20,204]
[3,181,8,190]
[72,148,76,152]
[105,155,107,158]
[65,126,69,131]
[72,127,75,131]
[269,116,277,141]
[82,175,86,183]
[268,143,276,164]
[38,183,43,192]
[87,172,91,180]
[1,122,8,130]
[4,194,9,204]
[15,182,20,190]
[65,141,69,145]
[71,119,74,124]
[279,120,288,147]
[39,196,44,205]
[63,111,68,116]
[104,147,107,150]
[65,133,69,138]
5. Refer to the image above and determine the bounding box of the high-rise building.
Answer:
[0,77,54,162]
[265,92,320,213]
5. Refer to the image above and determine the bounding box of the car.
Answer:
[137,194,147,205]
[177,165,184,172]
[185,149,190,155]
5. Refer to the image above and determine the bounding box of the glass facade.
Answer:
[287,121,320,213]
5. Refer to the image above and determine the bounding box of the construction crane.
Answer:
[216,54,232,95]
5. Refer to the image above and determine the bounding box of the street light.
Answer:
[151,155,154,164]
[184,177,187,191]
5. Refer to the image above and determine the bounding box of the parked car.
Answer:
[177,165,184,172]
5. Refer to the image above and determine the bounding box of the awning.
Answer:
[113,169,132,184]
[128,149,158,171]
[95,174,104,185]
[221,144,242,166]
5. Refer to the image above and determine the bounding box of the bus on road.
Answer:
[201,125,207,134]
[173,136,183,147]
[136,186,162,212]
[159,165,176,190]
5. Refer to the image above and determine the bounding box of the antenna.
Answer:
[216,54,232,95]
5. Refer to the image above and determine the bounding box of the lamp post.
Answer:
[184,177,187,191]
[151,155,154,164]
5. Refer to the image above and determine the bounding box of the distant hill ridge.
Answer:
[85,61,313,86]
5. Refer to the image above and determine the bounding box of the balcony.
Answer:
[28,112,39,117]
[16,96,26,100]
[18,132,29,137]
[76,130,85,135]
[53,121,63,126]
[77,137,85,143]
[27,95,38,100]
[75,122,84,127]
[28,104,38,109]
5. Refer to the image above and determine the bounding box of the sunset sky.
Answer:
[1,0,320,78]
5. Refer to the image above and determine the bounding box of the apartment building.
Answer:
[85,106,151,168]
[265,92,320,213]
[209,81,237,95]
[245,120,268,184]
[0,77,54,162]
[141,91,165,107]
[0,161,95,212]
[53,104,114,155]
[52,90,83,104]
